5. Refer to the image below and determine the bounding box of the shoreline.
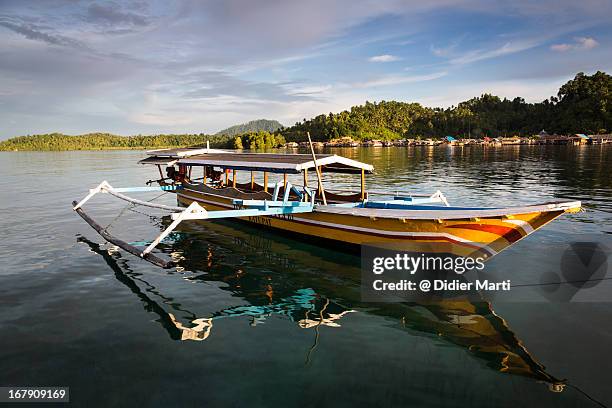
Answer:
[2,143,611,153]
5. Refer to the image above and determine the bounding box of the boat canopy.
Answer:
[139,150,374,174]
[145,147,232,157]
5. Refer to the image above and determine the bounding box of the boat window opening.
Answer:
[166,166,176,181]
[178,164,190,183]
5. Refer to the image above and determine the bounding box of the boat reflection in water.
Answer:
[168,288,355,342]
[78,216,565,393]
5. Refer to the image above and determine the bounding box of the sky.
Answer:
[0,0,611,138]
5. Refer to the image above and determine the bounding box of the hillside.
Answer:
[282,71,611,141]
[215,119,284,136]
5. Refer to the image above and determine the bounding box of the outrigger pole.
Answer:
[73,179,316,268]
[72,200,172,268]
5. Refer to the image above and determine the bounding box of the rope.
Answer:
[103,202,134,233]
[511,277,612,288]
[305,297,330,365]
[566,384,608,408]
[146,191,170,203]
[127,206,162,219]
[104,187,183,212]
[103,190,174,232]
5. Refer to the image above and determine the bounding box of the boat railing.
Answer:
[318,187,438,198]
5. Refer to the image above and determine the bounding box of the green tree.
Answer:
[233,136,243,149]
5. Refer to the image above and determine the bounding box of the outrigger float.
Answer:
[73,142,582,268]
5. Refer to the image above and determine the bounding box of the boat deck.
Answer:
[317,201,581,219]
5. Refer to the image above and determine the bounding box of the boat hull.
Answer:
[175,185,579,259]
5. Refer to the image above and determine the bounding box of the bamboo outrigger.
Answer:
[73,144,581,267]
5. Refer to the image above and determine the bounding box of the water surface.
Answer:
[0,145,611,407]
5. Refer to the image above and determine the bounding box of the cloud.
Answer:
[578,36,599,49]
[431,44,454,57]
[551,36,599,52]
[86,3,149,26]
[550,43,573,52]
[179,70,316,103]
[350,72,448,88]
[449,40,540,65]
[368,54,401,62]
[0,17,89,50]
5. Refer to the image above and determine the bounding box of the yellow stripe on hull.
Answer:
[175,189,565,259]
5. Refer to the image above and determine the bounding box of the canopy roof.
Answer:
[145,147,232,157]
[140,149,374,174]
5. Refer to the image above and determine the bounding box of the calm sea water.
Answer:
[0,145,611,407]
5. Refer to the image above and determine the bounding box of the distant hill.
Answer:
[215,119,284,136]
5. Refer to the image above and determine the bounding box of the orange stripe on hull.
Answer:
[447,224,524,243]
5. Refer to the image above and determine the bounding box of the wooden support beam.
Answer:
[224,170,229,186]
[232,169,237,188]
[264,172,269,192]
[360,168,366,201]
[283,173,288,189]
[251,171,254,190]
[157,165,163,179]
[203,166,207,183]
[303,169,308,187]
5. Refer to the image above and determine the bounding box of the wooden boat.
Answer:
[73,146,581,267]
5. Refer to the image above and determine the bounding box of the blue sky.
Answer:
[0,0,611,138]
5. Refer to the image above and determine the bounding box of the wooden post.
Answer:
[360,169,365,201]
[317,166,323,198]
[263,172,269,192]
[283,173,287,189]
[250,171,254,190]
[307,132,327,205]
[156,165,163,179]
[203,166,207,183]
[303,169,308,187]
[224,170,229,186]
[232,169,237,188]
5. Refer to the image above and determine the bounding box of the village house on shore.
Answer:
[285,132,612,148]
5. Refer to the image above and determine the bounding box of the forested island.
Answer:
[1,71,610,151]
[283,71,611,141]
[0,133,235,151]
